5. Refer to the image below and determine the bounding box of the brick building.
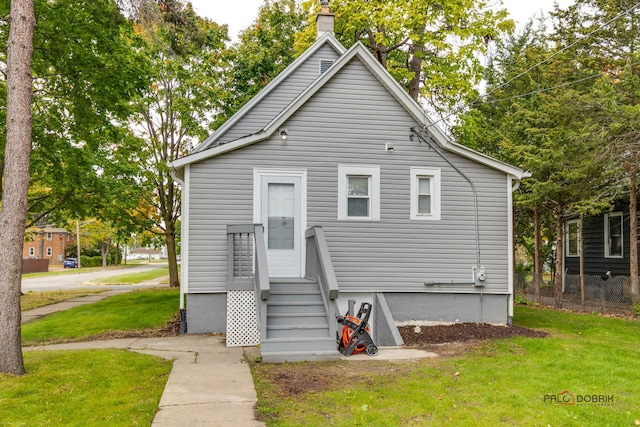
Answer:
[23,226,76,264]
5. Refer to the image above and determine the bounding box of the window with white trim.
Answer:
[46,232,52,241]
[28,247,35,257]
[605,212,623,258]
[338,165,380,221]
[46,247,53,257]
[565,219,580,257]
[410,167,441,220]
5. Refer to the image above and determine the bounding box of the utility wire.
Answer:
[484,59,640,104]
[423,1,640,130]
[479,0,640,102]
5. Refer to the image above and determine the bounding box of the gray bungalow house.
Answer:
[169,9,528,362]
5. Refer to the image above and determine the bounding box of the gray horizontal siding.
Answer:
[186,56,512,294]
[217,44,341,144]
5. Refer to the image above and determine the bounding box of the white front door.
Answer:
[257,173,304,277]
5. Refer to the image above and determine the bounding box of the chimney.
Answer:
[316,0,334,39]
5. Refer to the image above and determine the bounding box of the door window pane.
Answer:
[267,183,294,250]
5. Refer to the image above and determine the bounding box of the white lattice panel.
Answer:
[226,291,260,347]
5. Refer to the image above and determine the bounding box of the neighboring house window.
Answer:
[338,165,380,221]
[605,212,623,258]
[565,219,580,257]
[28,247,35,257]
[46,247,52,257]
[410,167,441,221]
[46,232,52,241]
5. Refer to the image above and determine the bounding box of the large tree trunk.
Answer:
[0,0,35,376]
[165,222,179,287]
[533,207,542,304]
[630,171,639,299]
[553,208,565,309]
[101,241,109,266]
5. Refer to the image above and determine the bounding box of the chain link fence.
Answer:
[515,273,640,316]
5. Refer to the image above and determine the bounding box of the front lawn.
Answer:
[252,306,640,426]
[22,288,179,346]
[0,288,179,425]
[0,349,171,425]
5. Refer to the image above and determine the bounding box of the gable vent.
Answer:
[320,59,334,74]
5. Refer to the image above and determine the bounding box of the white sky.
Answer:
[189,0,574,41]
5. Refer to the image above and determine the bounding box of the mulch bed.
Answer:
[398,322,548,346]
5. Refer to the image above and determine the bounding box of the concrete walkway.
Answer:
[22,290,132,324]
[24,335,264,426]
[21,289,438,426]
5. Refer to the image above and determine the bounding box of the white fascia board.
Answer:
[192,33,346,153]
[170,131,269,170]
[259,44,373,136]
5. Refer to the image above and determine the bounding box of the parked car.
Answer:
[63,257,78,268]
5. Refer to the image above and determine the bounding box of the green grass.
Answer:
[253,306,640,426]
[90,267,171,284]
[21,289,106,311]
[22,288,179,345]
[0,349,172,426]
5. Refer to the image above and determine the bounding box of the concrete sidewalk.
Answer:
[21,290,132,324]
[24,335,265,426]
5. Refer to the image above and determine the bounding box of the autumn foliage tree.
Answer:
[297,0,514,116]
[129,0,229,287]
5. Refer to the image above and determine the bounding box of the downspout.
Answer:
[169,163,188,333]
[410,127,481,269]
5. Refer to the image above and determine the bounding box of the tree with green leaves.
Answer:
[550,0,640,299]
[456,20,614,308]
[0,0,34,376]
[0,0,152,227]
[128,0,230,287]
[297,0,513,115]
[0,0,151,374]
[214,0,307,127]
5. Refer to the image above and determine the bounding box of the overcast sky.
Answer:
[189,0,574,41]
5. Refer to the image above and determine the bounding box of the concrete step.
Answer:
[266,313,329,327]
[269,290,323,303]
[267,301,325,314]
[266,324,330,339]
[261,349,341,363]
[269,278,319,293]
[261,336,338,355]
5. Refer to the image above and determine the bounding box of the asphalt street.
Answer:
[21,263,169,292]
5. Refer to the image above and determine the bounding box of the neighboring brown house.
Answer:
[23,226,76,264]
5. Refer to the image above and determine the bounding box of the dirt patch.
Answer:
[252,323,548,406]
[399,322,548,346]
[78,312,181,342]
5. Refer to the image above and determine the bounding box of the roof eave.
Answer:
[192,33,346,153]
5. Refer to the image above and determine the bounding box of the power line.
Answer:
[484,60,640,104]
[424,1,640,131]
[478,1,640,104]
